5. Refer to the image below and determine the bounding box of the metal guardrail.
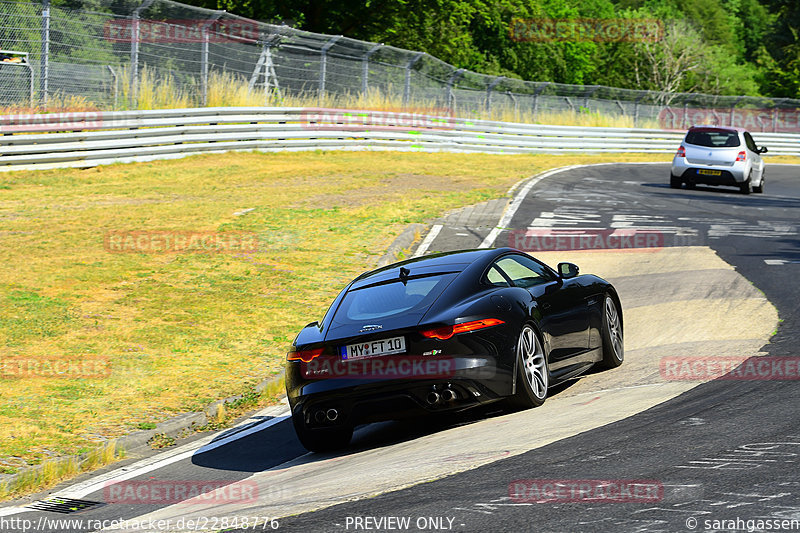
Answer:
[1,107,798,172]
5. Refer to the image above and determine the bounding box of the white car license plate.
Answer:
[341,336,406,360]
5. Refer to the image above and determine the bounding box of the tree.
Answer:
[630,19,707,101]
[762,0,800,97]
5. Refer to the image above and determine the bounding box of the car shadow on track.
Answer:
[190,416,306,472]
[189,380,581,474]
[642,182,800,207]
[643,182,747,196]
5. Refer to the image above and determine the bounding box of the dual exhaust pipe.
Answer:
[313,408,339,423]
[313,388,456,419]
[426,386,457,405]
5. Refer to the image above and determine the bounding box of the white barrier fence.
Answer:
[1,107,799,172]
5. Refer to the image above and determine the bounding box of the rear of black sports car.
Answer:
[285,251,521,452]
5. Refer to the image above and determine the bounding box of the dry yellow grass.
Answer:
[1,67,660,128]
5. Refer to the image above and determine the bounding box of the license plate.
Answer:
[341,336,406,360]
[698,169,721,176]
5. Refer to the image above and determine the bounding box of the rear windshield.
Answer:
[332,273,457,324]
[685,129,740,148]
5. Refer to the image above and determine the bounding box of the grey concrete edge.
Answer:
[376,223,428,267]
[0,370,286,494]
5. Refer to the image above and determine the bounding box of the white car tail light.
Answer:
[736,151,746,162]
[676,145,686,158]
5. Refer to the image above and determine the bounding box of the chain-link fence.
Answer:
[2,0,800,131]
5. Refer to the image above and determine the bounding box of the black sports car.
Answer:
[285,248,623,452]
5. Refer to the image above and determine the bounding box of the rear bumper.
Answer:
[679,168,739,186]
[286,355,512,428]
[671,158,748,185]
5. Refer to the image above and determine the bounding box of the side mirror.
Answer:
[557,262,579,279]
[758,146,768,154]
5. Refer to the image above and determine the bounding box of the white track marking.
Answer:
[62,414,290,499]
[413,224,442,257]
[480,165,587,248]
[0,506,29,517]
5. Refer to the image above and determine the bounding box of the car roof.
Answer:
[351,248,511,288]
[688,125,748,133]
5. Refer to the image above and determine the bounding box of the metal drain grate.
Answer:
[27,497,103,514]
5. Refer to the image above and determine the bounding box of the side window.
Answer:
[494,255,556,288]
[744,132,758,152]
[486,265,510,287]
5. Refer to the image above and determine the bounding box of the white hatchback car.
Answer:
[670,126,767,194]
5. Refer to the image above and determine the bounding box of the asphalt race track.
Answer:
[2,162,799,533]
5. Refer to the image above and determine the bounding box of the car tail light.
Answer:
[736,151,746,162]
[421,318,505,340]
[287,347,324,362]
[676,145,685,158]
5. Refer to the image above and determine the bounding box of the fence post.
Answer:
[403,52,424,108]
[771,98,785,133]
[40,0,50,108]
[633,94,645,127]
[506,91,518,122]
[582,86,597,111]
[24,62,34,107]
[533,83,549,120]
[263,42,279,104]
[319,35,342,106]
[661,106,676,129]
[362,43,382,97]
[107,65,118,109]
[485,76,503,114]
[201,11,224,107]
[445,68,464,112]
[130,0,156,108]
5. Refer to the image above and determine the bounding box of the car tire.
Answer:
[669,175,682,189]
[740,173,752,195]
[753,174,764,194]
[599,295,624,369]
[506,324,549,409]
[292,414,353,453]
